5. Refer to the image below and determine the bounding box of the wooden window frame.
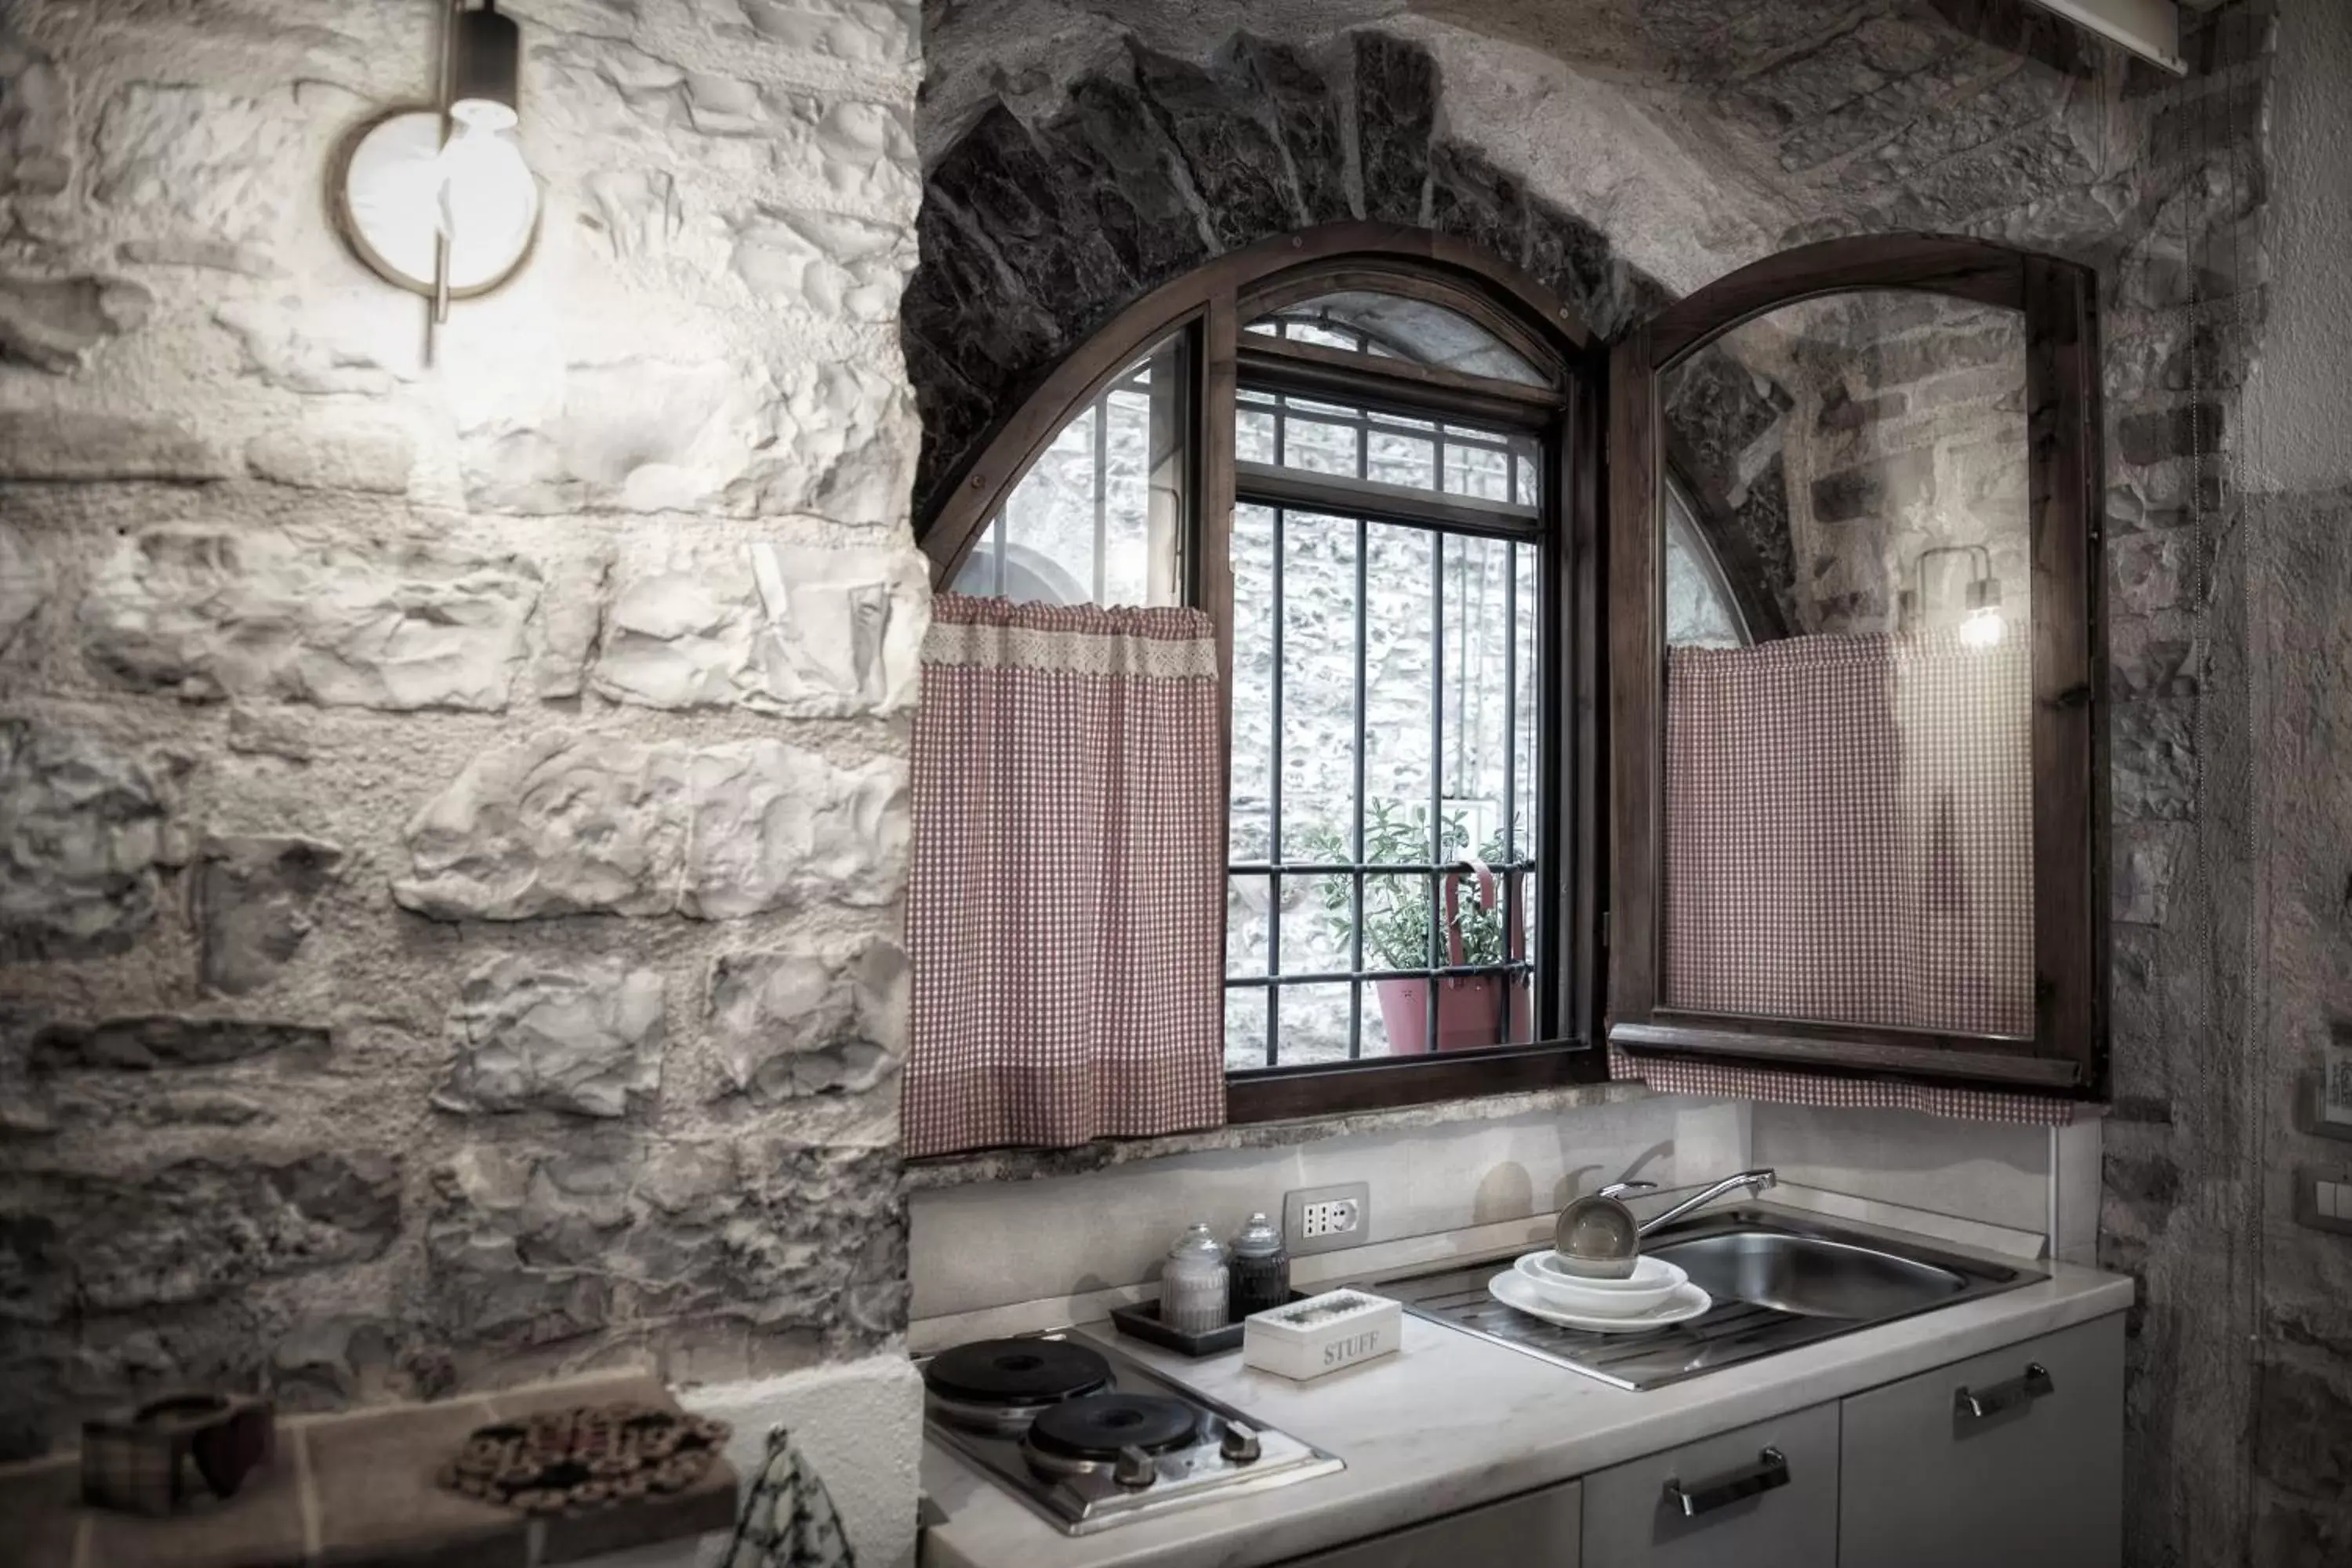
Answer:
[1605,235,2107,1094]
[919,222,1610,1123]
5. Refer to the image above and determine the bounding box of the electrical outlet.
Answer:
[1284,1181,1371,1257]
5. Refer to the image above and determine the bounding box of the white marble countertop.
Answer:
[917,1214,2134,1568]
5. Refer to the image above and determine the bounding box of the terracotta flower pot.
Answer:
[1371,865,1530,1054]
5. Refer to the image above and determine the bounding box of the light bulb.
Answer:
[435,118,537,291]
[1958,606,2005,648]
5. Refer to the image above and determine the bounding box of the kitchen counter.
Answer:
[918,1221,2132,1568]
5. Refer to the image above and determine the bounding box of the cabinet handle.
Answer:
[1661,1446,1789,1518]
[1954,1361,2055,1421]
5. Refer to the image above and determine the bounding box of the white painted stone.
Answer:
[581,169,688,263]
[398,735,688,921]
[0,521,44,655]
[395,735,905,920]
[437,954,666,1118]
[590,539,926,716]
[0,273,152,373]
[244,425,414,494]
[813,99,919,205]
[682,740,908,916]
[0,411,229,482]
[213,296,415,397]
[707,936,906,1103]
[730,0,918,71]
[82,525,541,711]
[93,82,302,249]
[731,208,912,322]
[530,548,612,701]
[459,357,778,514]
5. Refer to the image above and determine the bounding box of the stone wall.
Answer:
[0,0,926,1461]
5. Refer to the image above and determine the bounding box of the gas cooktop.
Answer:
[919,1333,1342,1534]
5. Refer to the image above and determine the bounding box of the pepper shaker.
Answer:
[1228,1212,1290,1319]
[1160,1223,1230,1334]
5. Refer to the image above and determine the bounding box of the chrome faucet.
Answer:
[1599,1168,1777,1238]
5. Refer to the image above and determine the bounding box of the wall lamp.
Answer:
[1904,545,2005,649]
[335,2,537,352]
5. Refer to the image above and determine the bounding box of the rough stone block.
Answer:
[244,426,414,494]
[459,356,909,524]
[1234,34,1351,226]
[94,82,302,250]
[591,540,926,717]
[731,208,911,322]
[731,0,917,71]
[1353,34,1436,227]
[1043,75,1212,290]
[1429,142,1530,274]
[924,105,1131,338]
[682,741,908,918]
[1130,42,1300,250]
[2,1152,400,1319]
[0,273,152,373]
[2114,702,2197,822]
[395,735,905,921]
[423,1138,903,1351]
[707,938,905,1104]
[198,835,343,996]
[213,297,412,396]
[82,525,542,711]
[0,38,72,202]
[436,956,665,1120]
[0,411,230,483]
[27,1014,329,1073]
[0,720,173,960]
[2114,823,2190,927]
[2112,531,2193,616]
[0,522,43,656]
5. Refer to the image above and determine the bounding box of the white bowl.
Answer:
[1513,1250,1686,1315]
[1490,1269,1712,1333]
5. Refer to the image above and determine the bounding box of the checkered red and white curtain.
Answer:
[1661,630,2034,1039]
[903,595,1226,1158]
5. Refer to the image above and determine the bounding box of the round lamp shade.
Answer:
[338,109,538,297]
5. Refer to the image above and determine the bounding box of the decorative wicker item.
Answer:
[438,1403,731,1515]
[82,1392,276,1516]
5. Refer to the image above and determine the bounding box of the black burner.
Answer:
[924,1339,1114,1410]
[1026,1394,1200,1461]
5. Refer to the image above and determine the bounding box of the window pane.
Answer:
[1225,986,1268,1073]
[1227,874,1272,978]
[1229,503,1276,861]
[958,332,1186,607]
[1237,389,1540,523]
[1230,506,1542,1069]
[1247,289,1549,388]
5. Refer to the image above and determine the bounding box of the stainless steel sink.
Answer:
[1653,1230,1971,1320]
[1366,1209,2041,1391]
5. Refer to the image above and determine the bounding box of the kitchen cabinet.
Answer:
[1838,1315,2123,1568]
[1279,1479,1581,1566]
[1580,1401,1838,1568]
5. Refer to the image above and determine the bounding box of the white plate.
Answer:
[1488,1269,1712,1333]
[1512,1250,1686,1315]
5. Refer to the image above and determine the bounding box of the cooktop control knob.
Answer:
[1113,1444,1159,1489]
[1219,1421,1263,1464]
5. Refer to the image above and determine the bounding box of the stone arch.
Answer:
[899,28,1668,529]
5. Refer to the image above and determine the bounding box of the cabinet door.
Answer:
[1280,1479,1581,1567]
[1839,1313,2123,1568]
[1581,1401,1838,1568]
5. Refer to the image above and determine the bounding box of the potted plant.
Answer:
[1299,803,1531,1054]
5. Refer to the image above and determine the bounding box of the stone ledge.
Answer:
[0,1373,736,1568]
[904,1079,1657,1189]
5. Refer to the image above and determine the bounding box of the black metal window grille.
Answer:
[1229,316,1546,1069]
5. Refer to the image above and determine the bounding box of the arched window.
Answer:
[922,226,1602,1118]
